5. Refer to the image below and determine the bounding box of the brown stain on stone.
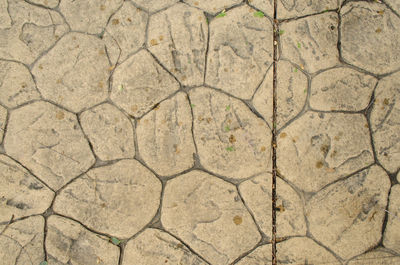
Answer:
[260,146,266,152]
[100,4,106,11]
[131,105,138,113]
[112,19,119,25]
[150,39,158,46]
[316,161,324,168]
[233,215,242,225]
[159,35,164,41]
[280,132,287,138]
[383,98,389,105]
[56,111,65,120]
[229,134,236,143]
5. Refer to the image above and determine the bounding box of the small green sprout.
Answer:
[206,17,209,24]
[190,103,195,108]
[254,11,264,18]
[119,84,124,91]
[293,68,298,73]
[216,11,226,18]
[110,237,121,245]
[40,262,48,265]
[225,105,231,111]
[279,30,285,35]
[224,125,230,132]
[226,146,235,152]
[297,42,301,48]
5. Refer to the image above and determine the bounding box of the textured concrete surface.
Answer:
[0,0,399,264]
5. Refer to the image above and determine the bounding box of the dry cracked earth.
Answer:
[0,0,399,264]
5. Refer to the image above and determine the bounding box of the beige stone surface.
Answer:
[253,60,307,128]
[4,101,95,190]
[280,12,339,73]
[80,103,135,161]
[386,0,400,14]
[184,0,242,15]
[0,0,11,29]
[0,216,45,265]
[278,111,374,192]
[32,32,110,113]
[206,5,273,99]
[240,173,306,238]
[131,0,179,13]
[105,1,147,63]
[0,60,40,108]
[0,105,6,143]
[370,71,400,173]
[248,0,274,18]
[54,159,161,238]
[0,154,53,222]
[383,185,400,254]
[148,3,208,87]
[340,2,400,75]
[46,215,120,265]
[137,92,195,176]
[111,49,180,117]
[348,248,400,265]
[123,228,207,265]
[190,87,271,180]
[310,67,377,111]
[306,165,391,260]
[28,0,59,8]
[162,170,261,265]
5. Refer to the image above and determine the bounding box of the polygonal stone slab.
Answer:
[4,101,95,190]
[111,49,180,117]
[123,229,207,265]
[46,215,120,265]
[310,67,377,111]
[306,165,391,260]
[341,2,400,75]
[54,159,162,238]
[105,1,148,63]
[131,0,178,13]
[253,60,307,129]
[370,72,400,173]
[184,0,242,15]
[162,170,261,265]
[32,32,110,113]
[137,92,195,176]
[206,5,273,100]
[0,105,6,143]
[28,0,59,8]
[0,60,40,108]
[383,185,400,254]
[248,0,274,18]
[0,216,45,265]
[189,87,271,180]
[59,0,123,34]
[278,0,337,19]
[348,248,400,265]
[0,0,11,29]
[277,111,374,192]
[80,103,135,161]
[240,173,306,239]
[280,12,339,73]
[147,3,208,86]
[0,155,53,222]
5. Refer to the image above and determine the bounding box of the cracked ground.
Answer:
[0,0,400,264]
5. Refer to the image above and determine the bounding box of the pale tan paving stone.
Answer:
[137,92,195,176]
[0,60,40,109]
[277,111,374,193]
[4,101,95,190]
[183,0,242,15]
[110,49,180,117]
[280,12,339,73]
[80,103,135,161]
[32,32,110,113]
[0,216,45,265]
[370,71,400,173]
[248,0,274,18]
[161,170,261,265]
[131,0,179,13]
[383,185,400,254]
[147,3,208,87]
[306,165,391,260]
[189,87,271,180]
[0,0,11,29]
[0,105,6,144]
[28,0,59,8]
[205,5,273,100]
[0,155,53,222]
[277,0,337,19]
[340,2,400,75]
[46,215,120,265]
[54,159,162,238]
[123,228,207,265]
[349,248,400,265]
[310,67,377,111]
[386,0,400,15]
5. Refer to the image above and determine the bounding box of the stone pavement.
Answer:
[0,0,399,264]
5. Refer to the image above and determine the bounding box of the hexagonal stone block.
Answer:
[4,101,95,190]
[162,170,261,265]
[348,248,400,265]
[0,105,6,143]
[277,111,374,192]
[131,0,178,13]
[0,60,40,108]
[310,67,377,111]
[0,216,45,265]
[46,215,120,265]
[206,5,273,99]
[340,2,400,75]
[383,185,400,254]
[280,12,339,73]
[0,155,53,222]
[111,49,180,117]
[306,165,390,260]
[370,72,400,173]
[54,159,162,238]
[32,33,110,113]
[147,3,208,86]
[240,173,306,239]
[123,229,207,264]
[189,87,271,180]
[253,60,307,129]
[137,92,195,176]
[59,0,123,34]
[105,1,147,62]
[184,0,242,15]
[80,103,135,161]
